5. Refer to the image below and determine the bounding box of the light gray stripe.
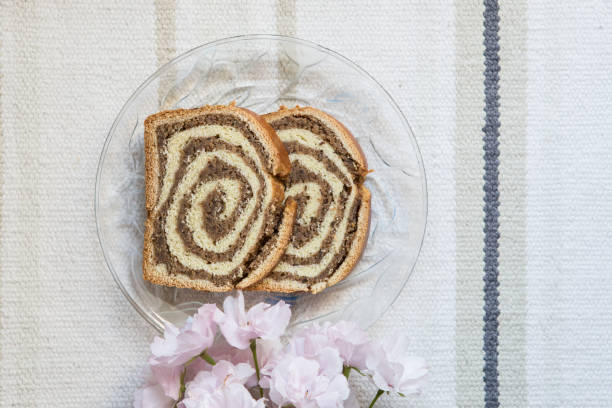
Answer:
[454,0,486,406]
[498,0,528,406]
[154,0,176,105]
[275,0,296,36]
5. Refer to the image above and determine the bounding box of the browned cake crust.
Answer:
[248,106,371,294]
[143,104,295,292]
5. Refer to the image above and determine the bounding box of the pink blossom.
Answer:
[201,337,258,387]
[183,332,279,387]
[210,360,255,386]
[326,321,370,369]
[365,336,428,394]
[149,305,218,367]
[214,291,291,349]
[286,324,330,358]
[181,362,262,408]
[181,382,265,408]
[182,337,243,383]
[190,304,219,342]
[133,381,174,408]
[149,365,183,400]
[286,338,343,378]
[183,358,209,384]
[148,304,219,398]
[267,355,349,408]
[185,360,254,395]
[217,337,283,388]
[290,321,371,370]
[208,336,280,366]
[251,338,283,379]
[206,337,236,363]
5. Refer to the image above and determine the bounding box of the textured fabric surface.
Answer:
[1,1,611,407]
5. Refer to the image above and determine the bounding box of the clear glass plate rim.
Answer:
[94,33,428,333]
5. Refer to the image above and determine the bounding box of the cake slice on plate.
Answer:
[249,106,371,294]
[143,104,297,292]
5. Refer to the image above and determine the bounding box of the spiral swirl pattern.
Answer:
[256,111,371,293]
[144,109,293,290]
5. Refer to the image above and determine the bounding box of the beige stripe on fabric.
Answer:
[0,2,42,402]
[276,0,296,36]
[175,0,277,54]
[498,0,528,406]
[454,0,486,406]
[155,0,176,104]
[0,14,3,408]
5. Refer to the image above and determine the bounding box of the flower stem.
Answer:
[200,350,216,366]
[184,349,216,367]
[368,389,385,408]
[250,339,264,398]
[173,369,187,408]
[350,366,366,376]
[173,350,216,407]
[342,366,351,379]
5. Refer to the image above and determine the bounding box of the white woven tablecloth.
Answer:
[1,1,611,406]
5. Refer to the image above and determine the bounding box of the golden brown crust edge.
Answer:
[263,106,368,176]
[235,198,297,289]
[314,185,371,293]
[144,104,290,177]
[237,106,291,178]
[143,109,162,288]
[143,114,160,213]
[142,104,292,291]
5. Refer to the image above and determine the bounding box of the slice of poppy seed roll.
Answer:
[143,104,297,292]
[248,106,371,294]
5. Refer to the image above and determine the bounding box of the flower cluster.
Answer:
[134,292,428,408]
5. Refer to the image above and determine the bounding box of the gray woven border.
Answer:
[482,0,501,407]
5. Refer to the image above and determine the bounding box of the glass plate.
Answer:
[95,35,427,333]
